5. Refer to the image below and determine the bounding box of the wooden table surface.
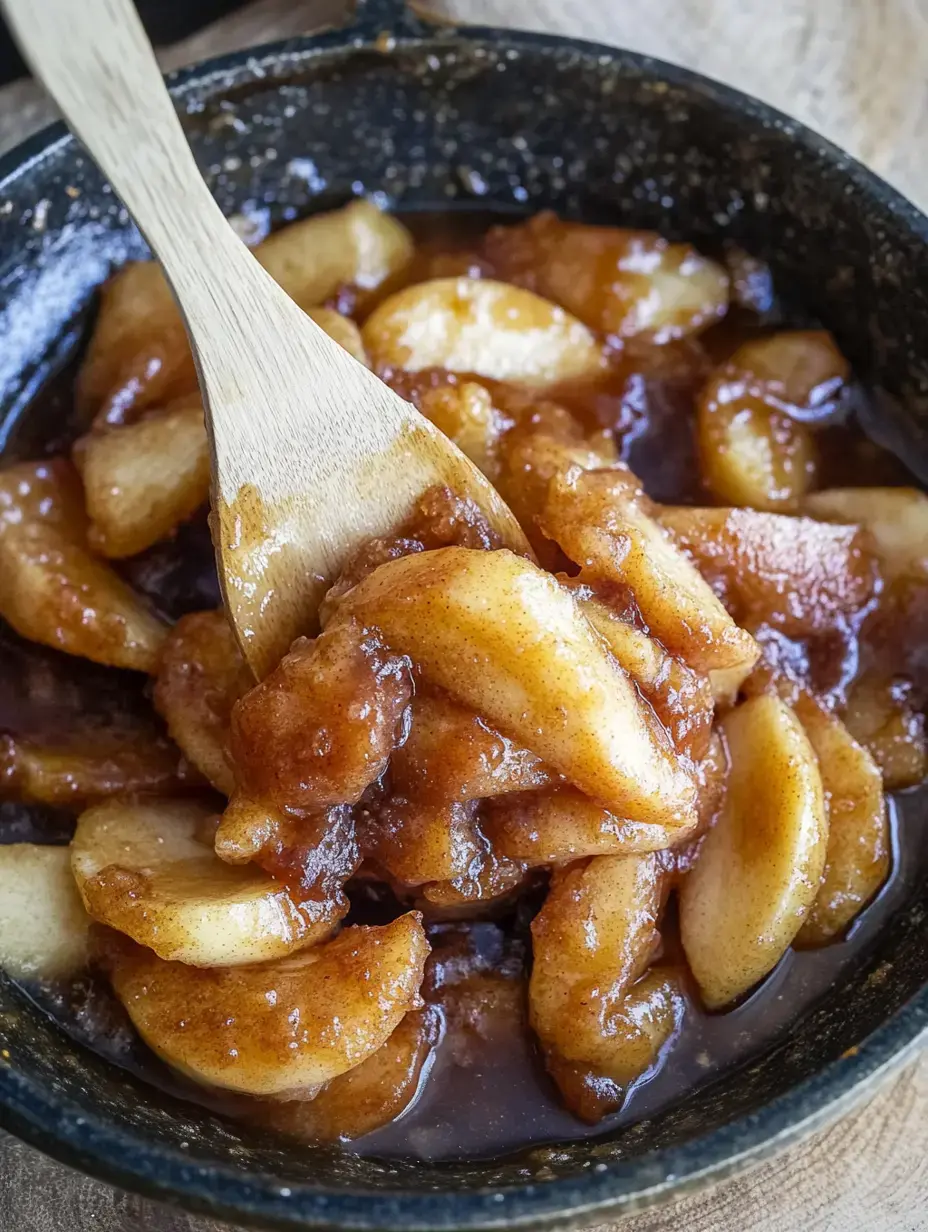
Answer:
[2,1,928,1229]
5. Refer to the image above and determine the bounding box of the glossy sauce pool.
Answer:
[365,793,925,1162]
[2,210,926,1163]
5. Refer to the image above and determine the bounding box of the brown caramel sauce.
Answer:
[2,210,926,1162]
[363,798,921,1161]
[14,791,924,1162]
[214,482,326,681]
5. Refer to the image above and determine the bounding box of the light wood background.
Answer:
[2,1,928,1229]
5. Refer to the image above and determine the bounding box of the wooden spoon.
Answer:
[2,0,530,679]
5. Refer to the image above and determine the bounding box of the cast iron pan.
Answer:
[1,1,927,1228]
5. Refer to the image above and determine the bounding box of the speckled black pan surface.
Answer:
[1,1,928,1228]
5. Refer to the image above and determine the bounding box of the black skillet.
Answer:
[1,0,928,1228]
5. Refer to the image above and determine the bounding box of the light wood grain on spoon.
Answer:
[1,0,530,678]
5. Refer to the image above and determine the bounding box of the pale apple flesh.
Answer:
[680,695,828,1009]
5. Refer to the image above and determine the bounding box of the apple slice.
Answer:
[542,468,759,675]
[333,546,696,828]
[0,844,90,979]
[485,786,695,865]
[75,396,209,559]
[0,459,166,672]
[108,913,429,1096]
[679,695,827,1008]
[483,214,729,341]
[362,276,607,386]
[544,970,685,1122]
[658,505,878,637]
[419,831,527,913]
[803,486,928,584]
[251,1006,440,1141]
[577,593,713,760]
[230,620,412,812]
[842,671,927,790]
[418,381,507,482]
[494,402,617,563]
[530,853,663,1069]
[73,798,345,966]
[389,691,552,803]
[0,727,190,807]
[359,798,481,886]
[154,609,252,796]
[695,332,844,511]
[793,694,890,946]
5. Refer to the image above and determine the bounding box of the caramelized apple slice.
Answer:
[544,971,684,1122]
[696,332,846,511]
[73,799,344,965]
[742,670,890,937]
[495,406,617,562]
[251,1007,440,1141]
[419,830,527,914]
[318,484,506,628]
[389,692,552,803]
[0,844,90,978]
[75,396,209,559]
[577,594,713,760]
[362,277,607,386]
[792,695,890,946]
[214,796,359,904]
[724,331,849,417]
[803,487,928,583]
[231,620,412,812]
[258,203,414,309]
[485,786,695,865]
[0,728,190,807]
[108,913,429,1095]
[334,547,696,828]
[484,213,729,341]
[79,260,193,424]
[489,728,726,868]
[154,610,252,796]
[530,853,663,1071]
[359,798,482,886]
[418,381,508,482]
[542,469,759,674]
[659,505,879,636]
[0,459,166,672]
[841,671,927,790]
[79,200,411,421]
[680,695,827,1008]
[698,373,817,511]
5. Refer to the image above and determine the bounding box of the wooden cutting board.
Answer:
[2,2,927,1229]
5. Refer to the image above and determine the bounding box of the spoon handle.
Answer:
[0,0,354,495]
[1,0,251,322]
